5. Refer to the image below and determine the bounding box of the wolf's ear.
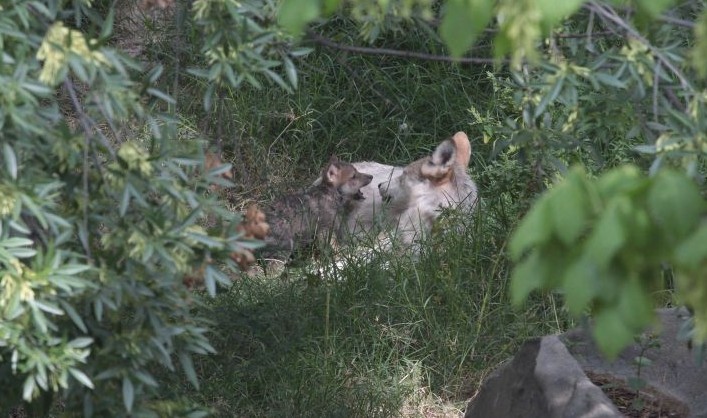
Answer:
[452,131,471,167]
[421,139,456,180]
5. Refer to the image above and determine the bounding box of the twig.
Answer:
[93,94,125,149]
[556,30,616,39]
[653,61,660,122]
[63,81,116,160]
[307,31,500,65]
[658,15,695,29]
[586,2,693,94]
[586,9,595,50]
[63,79,95,262]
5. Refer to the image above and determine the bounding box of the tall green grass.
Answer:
[160,198,572,416]
[151,17,578,417]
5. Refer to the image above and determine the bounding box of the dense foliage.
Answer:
[0,1,262,416]
[1,0,707,415]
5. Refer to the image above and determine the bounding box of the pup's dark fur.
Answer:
[262,156,373,260]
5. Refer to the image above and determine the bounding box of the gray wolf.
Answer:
[335,131,479,245]
[262,156,374,260]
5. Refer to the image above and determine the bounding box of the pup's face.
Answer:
[321,157,374,199]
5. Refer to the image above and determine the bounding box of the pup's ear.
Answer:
[452,131,471,167]
[323,161,342,186]
[421,139,456,181]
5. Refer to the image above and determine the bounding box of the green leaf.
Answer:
[563,258,598,316]
[617,277,654,331]
[22,376,36,401]
[593,308,634,360]
[20,195,48,229]
[278,0,320,36]
[9,247,37,258]
[179,352,200,390]
[3,143,17,179]
[284,57,298,90]
[594,72,627,89]
[264,69,292,93]
[692,11,707,78]
[203,83,215,112]
[647,170,705,245]
[583,198,627,267]
[510,251,546,306]
[54,264,91,275]
[675,223,707,270]
[322,0,341,14]
[31,305,49,333]
[123,377,134,413]
[633,144,656,154]
[119,185,131,216]
[33,300,64,315]
[534,75,564,118]
[635,0,674,18]
[536,0,585,31]
[632,356,653,368]
[548,168,589,245]
[134,371,158,387]
[147,88,176,104]
[440,0,492,58]
[596,165,646,199]
[2,237,34,247]
[69,368,95,389]
[185,232,223,248]
[509,197,552,260]
[100,6,115,40]
[290,47,314,58]
[68,337,93,349]
[59,300,88,333]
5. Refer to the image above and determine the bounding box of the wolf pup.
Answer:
[333,132,479,245]
[262,156,373,261]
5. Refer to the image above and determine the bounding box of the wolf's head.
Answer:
[320,156,374,199]
[378,131,477,239]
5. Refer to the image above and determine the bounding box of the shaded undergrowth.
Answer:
[161,203,572,417]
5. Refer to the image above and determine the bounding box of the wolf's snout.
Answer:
[378,181,391,198]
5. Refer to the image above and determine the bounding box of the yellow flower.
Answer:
[36,22,110,86]
[117,141,154,176]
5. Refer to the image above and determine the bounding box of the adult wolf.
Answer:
[337,131,479,245]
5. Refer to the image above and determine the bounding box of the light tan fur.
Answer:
[333,132,479,245]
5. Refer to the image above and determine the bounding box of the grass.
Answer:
[160,201,572,417]
[152,17,578,417]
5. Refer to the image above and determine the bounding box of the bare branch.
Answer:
[63,82,117,160]
[658,14,696,29]
[307,31,500,65]
[63,79,95,262]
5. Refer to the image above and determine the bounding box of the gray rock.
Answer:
[464,337,620,418]
[536,336,622,418]
[463,338,550,418]
[465,308,705,418]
